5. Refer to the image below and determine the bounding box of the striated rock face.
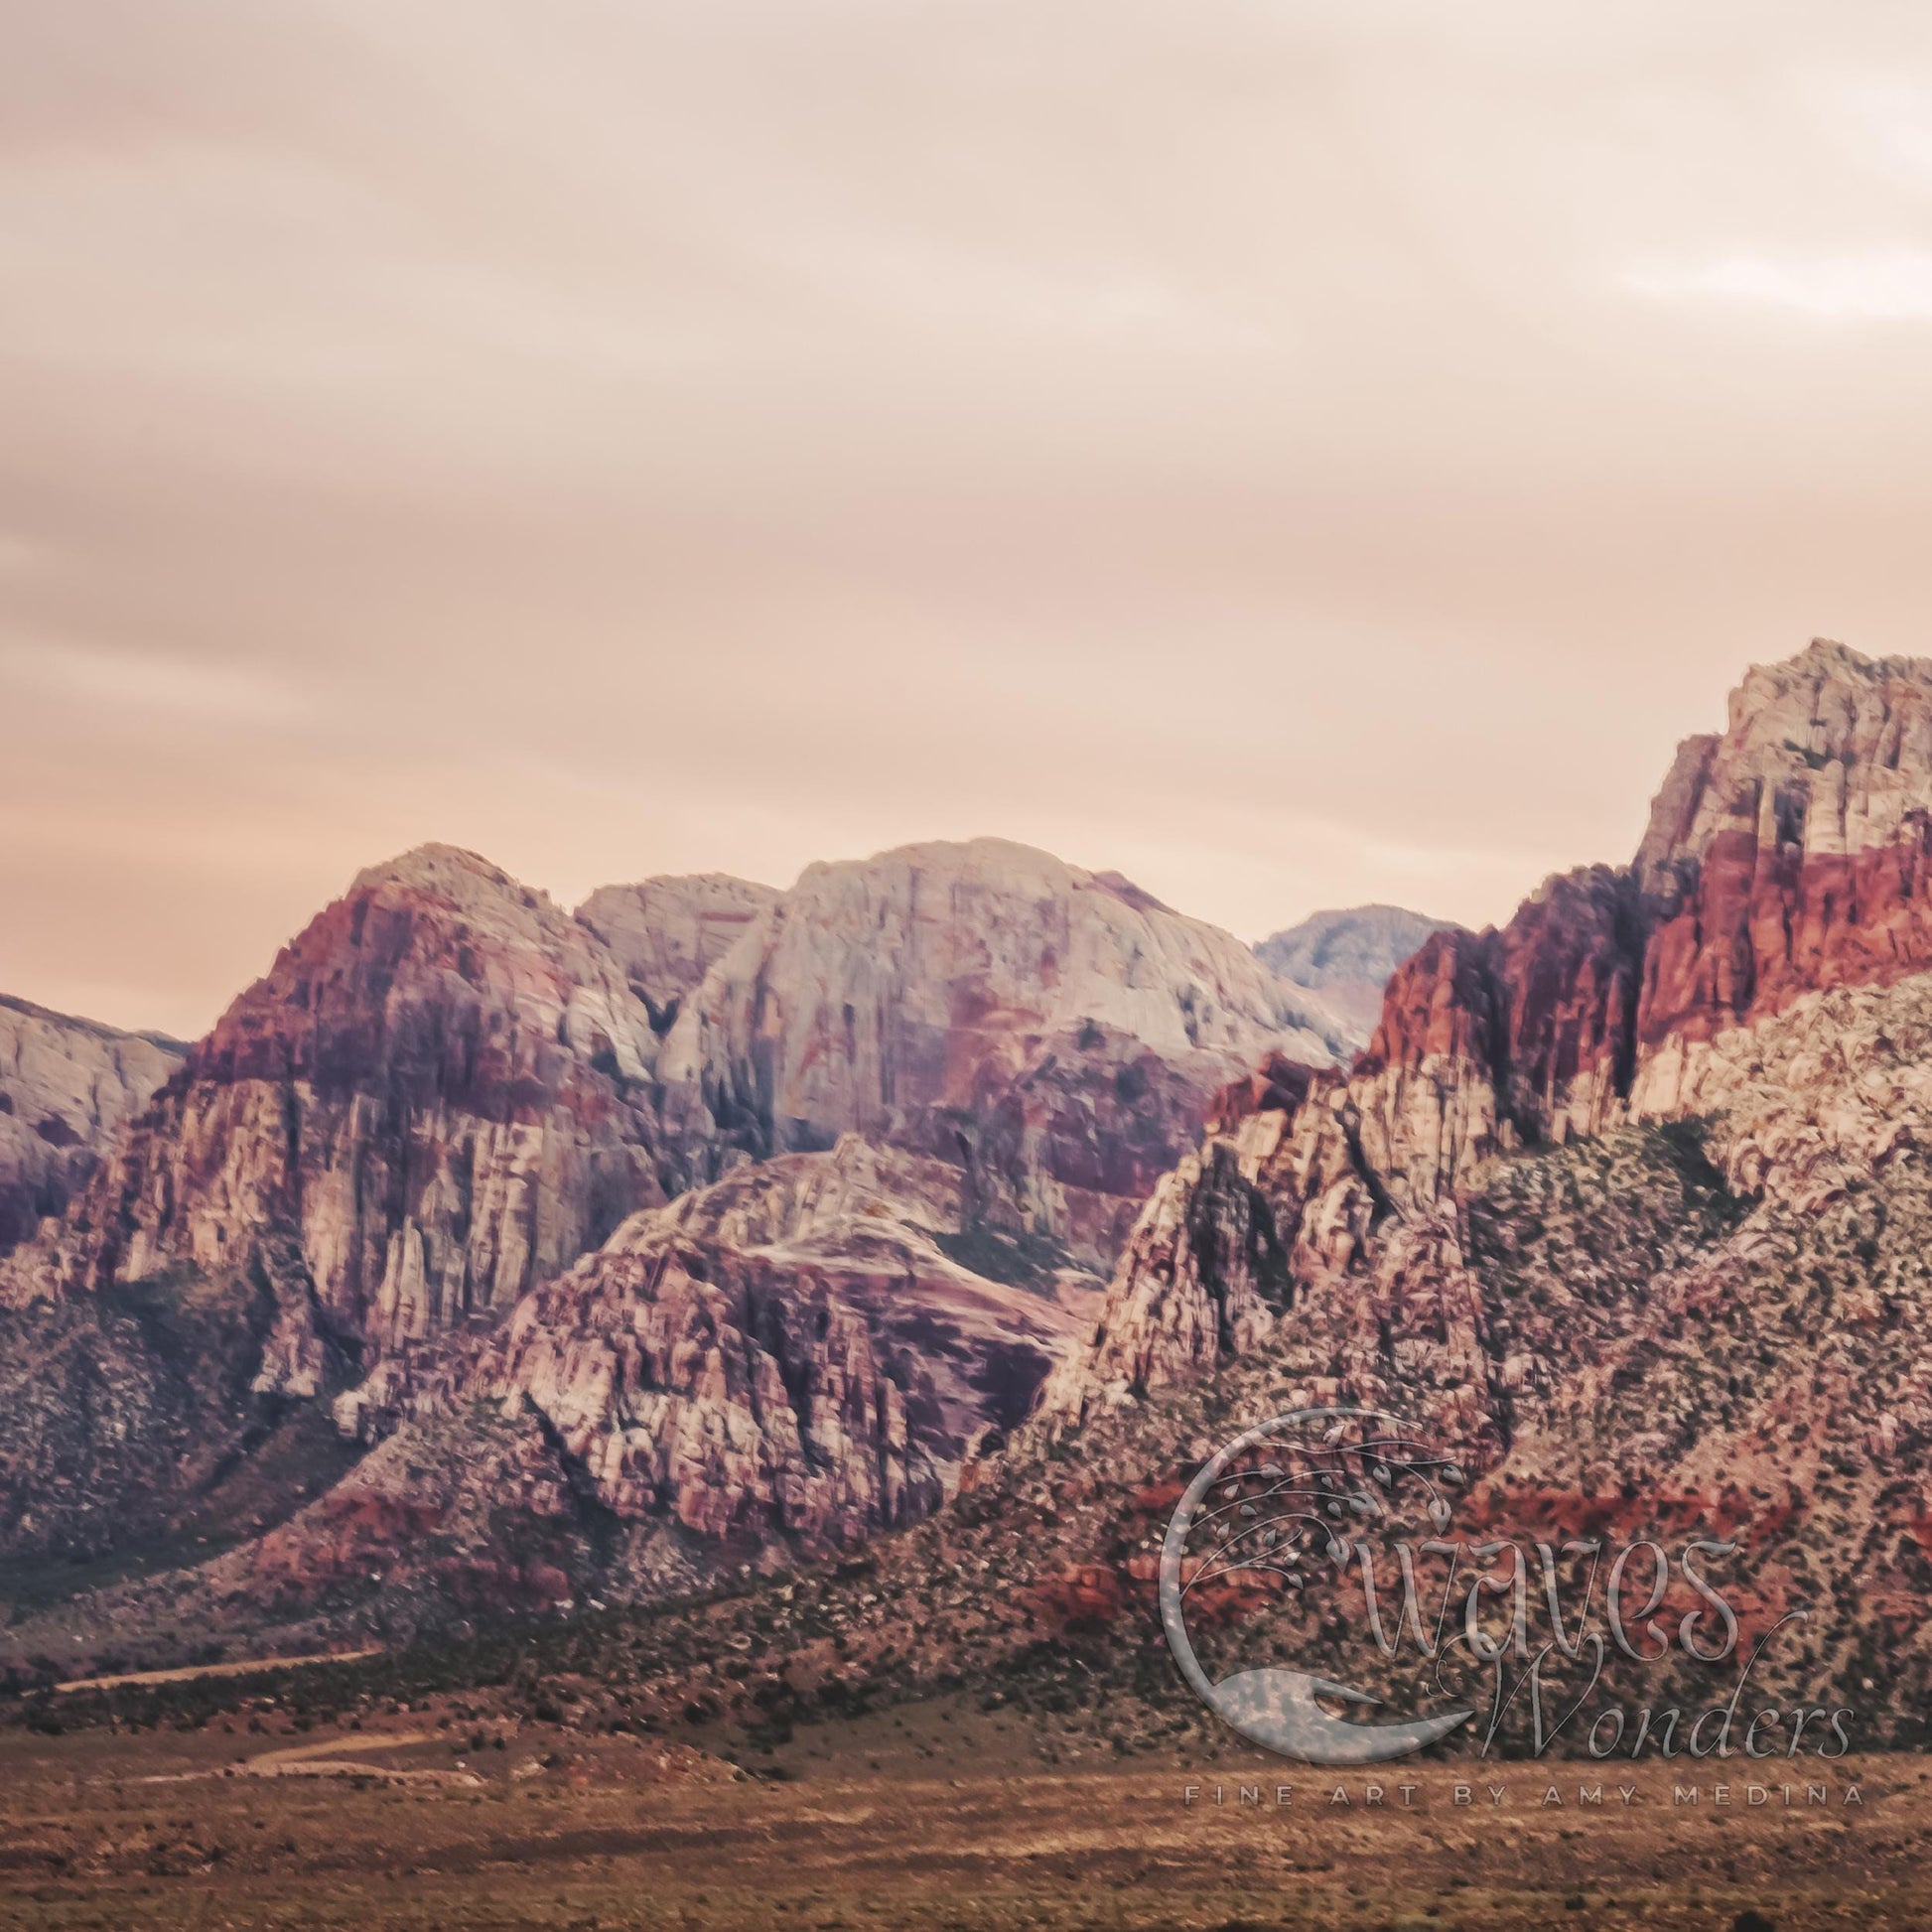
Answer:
[0,997,182,1255]
[1638,807,1932,1060]
[364,1241,941,1548]
[1351,864,1645,1198]
[0,845,679,1384]
[339,1134,1085,1485]
[576,874,779,1033]
[1634,640,1932,1055]
[1045,638,1932,1423]
[623,1135,1097,1458]
[1635,638,1932,886]
[1254,903,1454,1035]
[47,1138,1091,1629]
[658,838,1354,1261]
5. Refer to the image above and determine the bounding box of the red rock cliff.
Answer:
[1049,638,1932,1417]
[0,845,677,1386]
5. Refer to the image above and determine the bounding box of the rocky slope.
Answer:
[1254,902,1453,1034]
[230,774,1932,1749]
[435,1040,1932,1762]
[0,1265,362,1592]
[0,997,181,1255]
[41,1036,1931,1753]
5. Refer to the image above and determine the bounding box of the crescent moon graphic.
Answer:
[1159,1407,1472,1765]
[1197,1666,1472,1764]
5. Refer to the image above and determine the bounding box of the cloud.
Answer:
[13,0,1932,1034]
[1624,249,1932,321]
[0,632,305,725]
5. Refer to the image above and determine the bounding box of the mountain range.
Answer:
[0,835,1406,1650]
[14,635,1932,1763]
[350,633,1932,1765]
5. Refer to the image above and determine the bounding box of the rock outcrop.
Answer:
[13,1138,1092,1633]
[0,997,182,1255]
[1634,640,1932,1060]
[1635,638,1932,885]
[222,1138,1087,1615]
[658,838,1354,1261]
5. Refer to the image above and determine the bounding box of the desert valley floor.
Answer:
[0,1686,1924,1932]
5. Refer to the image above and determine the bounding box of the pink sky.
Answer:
[7,2,1932,1035]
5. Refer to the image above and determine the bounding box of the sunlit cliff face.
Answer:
[7,0,1932,1035]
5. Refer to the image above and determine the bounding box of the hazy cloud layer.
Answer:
[6,1,1932,1034]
